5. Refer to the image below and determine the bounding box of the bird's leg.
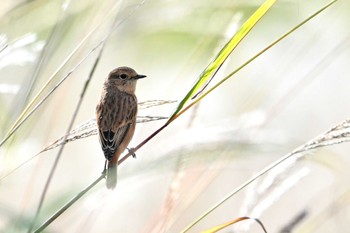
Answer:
[102,160,107,176]
[127,147,136,158]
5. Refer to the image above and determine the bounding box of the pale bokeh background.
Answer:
[0,0,350,232]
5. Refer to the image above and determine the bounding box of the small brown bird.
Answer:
[96,66,146,189]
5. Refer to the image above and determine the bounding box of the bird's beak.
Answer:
[134,74,147,80]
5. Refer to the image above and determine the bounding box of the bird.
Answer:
[96,66,146,189]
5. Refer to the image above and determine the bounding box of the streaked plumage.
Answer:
[96,66,146,189]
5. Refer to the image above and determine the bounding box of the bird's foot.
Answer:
[127,147,136,158]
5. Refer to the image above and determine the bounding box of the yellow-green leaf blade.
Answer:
[167,0,277,123]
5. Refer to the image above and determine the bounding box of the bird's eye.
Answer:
[119,74,128,80]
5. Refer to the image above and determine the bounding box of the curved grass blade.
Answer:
[180,1,337,232]
[167,0,277,123]
[201,217,267,233]
[120,0,337,167]
[0,1,122,147]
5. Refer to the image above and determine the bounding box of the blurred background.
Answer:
[0,0,350,232]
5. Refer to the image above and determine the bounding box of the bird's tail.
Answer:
[106,163,117,189]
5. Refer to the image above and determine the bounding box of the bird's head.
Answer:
[107,66,146,93]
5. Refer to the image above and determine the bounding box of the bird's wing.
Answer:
[98,121,132,161]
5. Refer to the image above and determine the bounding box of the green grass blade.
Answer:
[0,3,121,147]
[167,0,277,123]
[180,0,337,232]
